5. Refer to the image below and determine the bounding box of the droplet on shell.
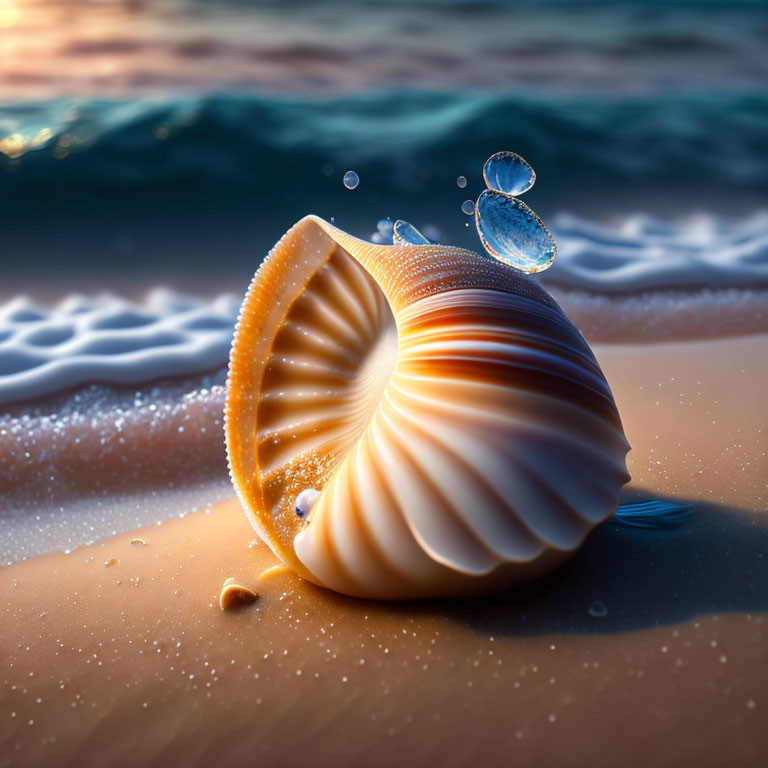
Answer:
[456,175,467,188]
[461,200,475,215]
[295,488,321,518]
[343,171,359,190]
[483,151,535,196]
[475,190,556,274]
[130,538,146,546]
[104,558,117,567]
[392,220,431,246]
[219,581,259,611]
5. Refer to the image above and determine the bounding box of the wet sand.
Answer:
[1,333,767,767]
[598,333,767,512]
[1,497,766,768]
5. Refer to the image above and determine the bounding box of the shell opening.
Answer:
[227,221,399,575]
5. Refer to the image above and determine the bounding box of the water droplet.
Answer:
[461,200,475,216]
[475,190,556,274]
[343,171,359,190]
[392,220,430,246]
[377,218,394,238]
[295,488,320,518]
[456,175,467,189]
[588,600,608,618]
[483,151,535,196]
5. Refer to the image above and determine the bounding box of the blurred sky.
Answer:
[1,0,767,99]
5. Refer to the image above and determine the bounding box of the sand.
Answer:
[1,333,767,767]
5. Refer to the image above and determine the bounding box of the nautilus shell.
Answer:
[226,216,630,599]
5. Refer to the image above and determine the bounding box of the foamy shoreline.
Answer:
[1,283,766,409]
[2,330,766,565]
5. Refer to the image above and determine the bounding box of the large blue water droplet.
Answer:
[475,190,556,274]
[483,151,535,196]
[392,220,430,246]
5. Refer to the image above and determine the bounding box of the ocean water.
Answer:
[1,90,767,295]
[2,0,767,559]
[1,0,767,293]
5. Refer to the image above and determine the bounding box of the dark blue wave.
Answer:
[1,90,766,289]
[2,91,767,200]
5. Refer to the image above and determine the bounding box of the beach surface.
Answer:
[2,332,766,767]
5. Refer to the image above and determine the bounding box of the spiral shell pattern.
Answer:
[226,216,630,599]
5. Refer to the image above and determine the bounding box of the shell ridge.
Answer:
[356,423,449,586]
[381,385,591,554]
[379,392,550,562]
[376,389,507,574]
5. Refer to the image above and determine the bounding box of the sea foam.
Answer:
[0,288,239,405]
[546,212,768,292]
[2,214,768,408]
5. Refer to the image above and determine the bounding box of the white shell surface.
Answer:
[226,216,630,599]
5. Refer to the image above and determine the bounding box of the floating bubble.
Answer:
[475,190,556,274]
[588,600,608,618]
[483,151,535,196]
[392,220,430,246]
[461,200,475,216]
[456,175,467,189]
[343,171,359,190]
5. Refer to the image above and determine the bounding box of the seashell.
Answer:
[219,580,259,610]
[226,216,630,599]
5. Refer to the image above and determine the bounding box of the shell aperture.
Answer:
[226,216,630,599]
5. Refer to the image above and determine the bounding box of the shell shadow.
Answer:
[389,490,768,636]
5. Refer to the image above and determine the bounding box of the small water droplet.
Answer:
[461,200,475,215]
[343,171,359,190]
[392,220,430,246]
[588,600,608,618]
[483,151,535,196]
[475,190,556,274]
[456,175,467,189]
[377,218,394,237]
